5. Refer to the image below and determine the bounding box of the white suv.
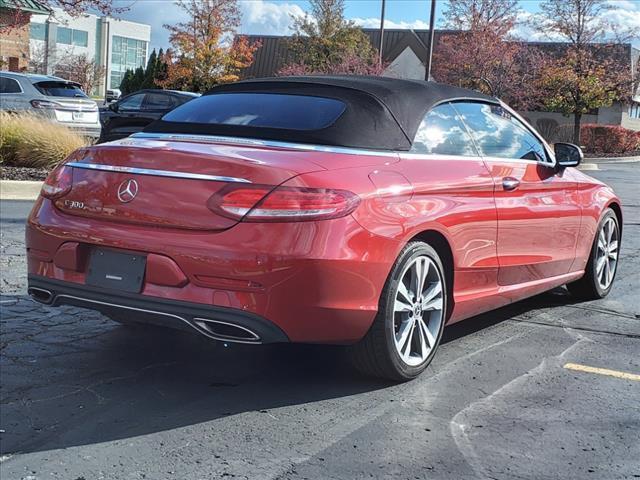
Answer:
[0,71,101,139]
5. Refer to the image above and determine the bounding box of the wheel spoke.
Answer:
[416,319,428,358]
[423,297,443,311]
[394,299,413,313]
[397,280,413,305]
[413,258,428,298]
[422,281,442,304]
[606,220,614,243]
[419,318,436,348]
[609,240,618,253]
[596,255,606,275]
[396,319,413,346]
[605,258,612,286]
[401,321,416,360]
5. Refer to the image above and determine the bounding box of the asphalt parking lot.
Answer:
[1,161,639,480]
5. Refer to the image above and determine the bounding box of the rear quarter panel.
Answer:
[286,153,500,323]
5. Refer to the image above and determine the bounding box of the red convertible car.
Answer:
[27,76,622,381]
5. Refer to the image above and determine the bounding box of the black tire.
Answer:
[348,241,448,382]
[567,208,620,300]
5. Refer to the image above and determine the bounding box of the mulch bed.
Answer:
[1,165,50,181]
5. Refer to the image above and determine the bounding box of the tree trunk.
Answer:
[573,112,582,146]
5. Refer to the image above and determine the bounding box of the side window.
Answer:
[452,102,548,162]
[118,93,145,111]
[411,103,478,156]
[0,77,22,94]
[143,93,174,110]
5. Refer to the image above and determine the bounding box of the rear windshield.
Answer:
[161,93,346,131]
[34,81,87,98]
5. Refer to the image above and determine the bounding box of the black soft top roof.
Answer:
[145,76,498,151]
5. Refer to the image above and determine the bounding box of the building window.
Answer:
[56,27,88,47]
[630,102,640,119]
[109,35,148,89]
[57,27,72,45]
[30,23,46,41]
[72,29,88,47]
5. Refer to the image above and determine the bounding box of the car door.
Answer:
[102,92,147,141]
[452,101,581,286]
[140,92,177,123]
[394,102,499,319]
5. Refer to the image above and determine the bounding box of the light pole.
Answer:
[379,0,386,66]
[424,0,436,81]
[103,18,110,105]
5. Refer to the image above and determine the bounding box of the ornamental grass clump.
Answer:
[0,112,87,169]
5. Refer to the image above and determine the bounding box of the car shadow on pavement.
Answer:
[0,287,576,456]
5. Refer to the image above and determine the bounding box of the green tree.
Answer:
[281,0,377,74]
[142,49,158,89]
[119,69,133,95]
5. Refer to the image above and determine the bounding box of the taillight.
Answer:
[41,164,73,199]
[208,184,360,222]
[30,99,60,109]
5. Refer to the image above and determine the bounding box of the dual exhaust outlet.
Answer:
[27,287,261,344]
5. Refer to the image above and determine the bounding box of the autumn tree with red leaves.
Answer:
[1,0,125,33]
[54,53,105,94]
[160,0,259,92]
[432,0,539,110]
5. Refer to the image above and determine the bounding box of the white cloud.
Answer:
[239,0,305,35]
[352,17,431,30]
[512,3,640,44]
[115,0,304,51]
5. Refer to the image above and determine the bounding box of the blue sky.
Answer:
[113,0,640,52]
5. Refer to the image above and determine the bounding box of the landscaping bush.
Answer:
[0,112,88,169]
[580,124,640,155]
[539,122,640,155]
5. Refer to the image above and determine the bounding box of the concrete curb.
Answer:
[0,180,43,201]
[585,155,640,163]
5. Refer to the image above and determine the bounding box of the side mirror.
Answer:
[109,102,119,112]
[554,142,583,168]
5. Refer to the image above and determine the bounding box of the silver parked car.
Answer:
[0,71,101,139]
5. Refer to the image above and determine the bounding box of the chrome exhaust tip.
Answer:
[28,287,54,305]
[193,318,261,344]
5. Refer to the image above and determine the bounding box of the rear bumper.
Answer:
[28,275,289,344]
[26,198,402,344]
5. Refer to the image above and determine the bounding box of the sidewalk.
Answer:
[0,180,43,201]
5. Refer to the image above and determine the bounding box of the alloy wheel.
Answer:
[596,217,619,290]
[393,256,444,367]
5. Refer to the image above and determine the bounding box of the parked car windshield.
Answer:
[161,93,347,131]
[34,81,87,98]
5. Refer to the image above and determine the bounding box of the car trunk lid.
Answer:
[55,137,326,231]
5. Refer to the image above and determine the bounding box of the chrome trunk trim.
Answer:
[66,162,252,184]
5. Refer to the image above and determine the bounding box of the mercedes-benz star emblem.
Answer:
[117,179,139,203]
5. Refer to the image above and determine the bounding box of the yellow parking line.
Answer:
[563,363,640,382]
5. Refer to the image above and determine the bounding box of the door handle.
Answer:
[502,177,520,191]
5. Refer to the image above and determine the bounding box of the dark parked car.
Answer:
[98,89,199,143]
